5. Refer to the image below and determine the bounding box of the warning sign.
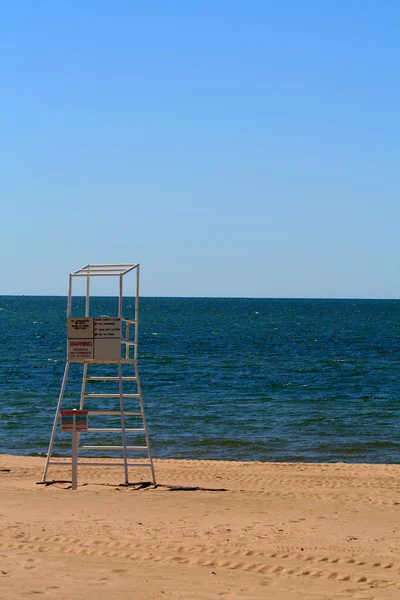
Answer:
[68,339,94,360]
[94,318,121,339]
[67,318,94,339]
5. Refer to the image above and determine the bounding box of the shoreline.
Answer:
[3,451,400,466]
[1,455,400,599]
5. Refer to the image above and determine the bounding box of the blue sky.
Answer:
[1,1,399,297]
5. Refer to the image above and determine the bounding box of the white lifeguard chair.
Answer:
[42,263,156,485]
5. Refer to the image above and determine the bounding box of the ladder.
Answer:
[42,263,156,485]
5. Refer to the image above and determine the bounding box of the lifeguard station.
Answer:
[42,263,156,485]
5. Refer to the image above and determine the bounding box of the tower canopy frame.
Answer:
[72,263,138,276]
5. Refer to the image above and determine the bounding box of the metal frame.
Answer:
[42,264,156,484]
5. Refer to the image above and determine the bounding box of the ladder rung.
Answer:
[84,393,140,398]
[48,461,152,467]
[80,446,148,450]
[121,340,137,345]
[86,377,137,381]
[87,428,145,432]
[87,411,142,416]
[122,319,137,324]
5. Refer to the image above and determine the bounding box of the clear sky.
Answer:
[1,1,399,297]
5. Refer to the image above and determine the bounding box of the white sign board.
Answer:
[67,318,94,339]
[67,316,121,361]
[68,339,94,360]
[94,338,121,361]
[94,318,121,339]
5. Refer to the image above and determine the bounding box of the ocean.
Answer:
[0,296,399,463]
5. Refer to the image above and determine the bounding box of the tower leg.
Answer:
[42,362,70,482]
[79,362,88,409]
[134,361,156,484]
[118,362,129,484]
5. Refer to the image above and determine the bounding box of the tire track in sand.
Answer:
[2,533,400,590]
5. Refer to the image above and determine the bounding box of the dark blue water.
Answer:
[0,297,399,463]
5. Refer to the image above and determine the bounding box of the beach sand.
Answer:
[1,456,399,599]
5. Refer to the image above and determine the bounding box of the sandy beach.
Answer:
[1,456,399,599]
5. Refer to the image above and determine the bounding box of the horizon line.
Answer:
[0,294,399,301]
